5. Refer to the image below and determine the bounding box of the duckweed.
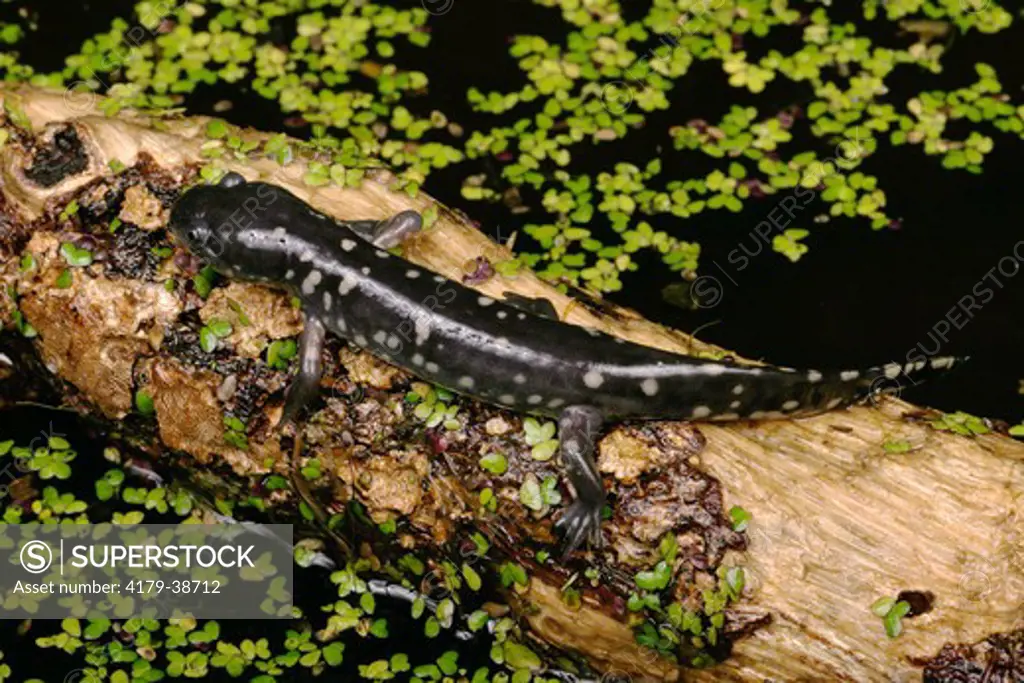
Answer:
[0,0,1018,677]
[0,0,1014,296]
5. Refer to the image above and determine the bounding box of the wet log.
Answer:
[0,85,1021,682]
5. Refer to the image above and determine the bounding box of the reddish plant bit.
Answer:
[610,592,627,618]
[125,456,163,485]
[458,537,478,558]
[687,118,709,134]
[427,430,448,454]
[73,234,98,252]
[741,178,766,199]
[173,249,200,272]
[777,111,795,129]
[252,477,267,496]
[461,256,495,285]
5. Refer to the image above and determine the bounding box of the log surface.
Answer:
[1,86,1022,682]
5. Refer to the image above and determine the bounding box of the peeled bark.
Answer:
[0,85,1021,682]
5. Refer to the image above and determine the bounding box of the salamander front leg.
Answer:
[276,314,326,428]
[555,405,606,559]
[341,210,423,249]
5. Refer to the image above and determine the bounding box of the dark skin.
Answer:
[169,173,964,557]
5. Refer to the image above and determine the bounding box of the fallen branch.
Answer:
[0,85,1021,682]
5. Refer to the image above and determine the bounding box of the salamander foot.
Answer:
[277,314,326,428]
[554,405,606,559]
[341,210,423,249]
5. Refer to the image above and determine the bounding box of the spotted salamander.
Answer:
[170,173,963,557]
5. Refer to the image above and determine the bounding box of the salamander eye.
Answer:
[186,219,210,244]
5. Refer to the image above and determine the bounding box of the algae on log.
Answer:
[0,86,1021,682]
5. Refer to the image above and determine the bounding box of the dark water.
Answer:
[2,0,1022,678]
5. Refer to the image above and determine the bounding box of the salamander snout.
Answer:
[168,188,227,263]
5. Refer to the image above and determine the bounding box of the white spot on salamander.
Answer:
[527,395,543,405]
[414,317,431,345]
[930,356,955,369]
[840,370,860,381]
[338,274,358,295]
[341,239,357,252]
[354,333,367,346]
[299,249,315,263]
[698,364,726,376]
[425,362,440,373]
[386,335,401,350]
[302,269,322,295]
[411,353,425,366]
[375,249,389,259]
[732,384,744,395]
[782,400,800,411]
[583,370,604,389]
[373,331,387,345]
[406,269,420,279]
[807,370,822,383]
[883,363,902,378]
[499,394,516,405]
[825,397,844,410]
[458,376,475,389]
[729,400,741,409]
[640,378,659,396]
[691,406,712,419]
[285,269,295,280]
[497,310,508,320]
[323,291,332,311]
[547,398,565,409]
[361,267,371,276]
[750,410,786,420]
[513,373,526,385]
[478,296,495,307]
[336,317,347,334]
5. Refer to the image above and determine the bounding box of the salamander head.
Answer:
[169,185,220,259]
[169,172,288,281]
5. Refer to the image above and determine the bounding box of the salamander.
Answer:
[169,172,963,557]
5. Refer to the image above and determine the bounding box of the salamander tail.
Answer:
[851,354,967,405]
[695,354,967,422]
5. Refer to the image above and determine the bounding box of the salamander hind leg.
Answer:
[340,210,423,249]
[555,405,607,559]
[276,314,327,428]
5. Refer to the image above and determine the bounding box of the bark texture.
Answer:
[0,85,1021,682]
